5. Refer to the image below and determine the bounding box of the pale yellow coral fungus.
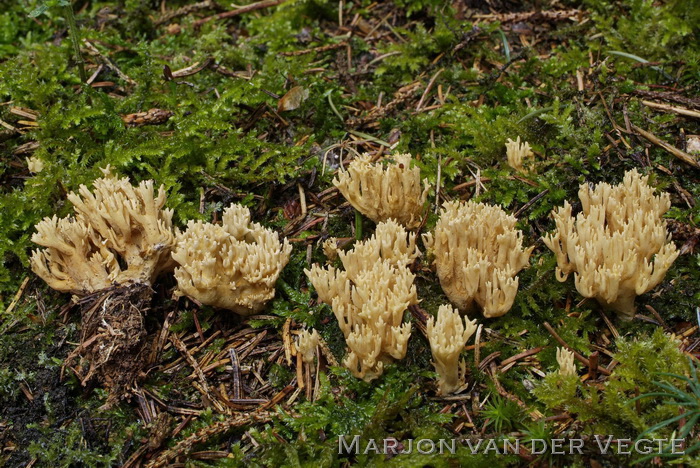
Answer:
[172,204,292,315]
[556,347,576,377]
[26,156,44,173]
[543,169,679,320]
[305,220,419,381]
[423,201,533,318]
[338,219,420,277]
[333,153,430,229]
[30,168,175,294]
[321,237,339,262]
[427,304,478,395]
[296,329,320,364]
[505,136,534,173]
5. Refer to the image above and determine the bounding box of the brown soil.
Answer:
[64,283,154,408]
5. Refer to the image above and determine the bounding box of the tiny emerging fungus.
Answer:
[542,169,679,320]
[321,237,339,262]
[26,156,44,173]
[427,304,478,395]
[172,203,292,316]
[296,329,320,364]
[505,136,534,173]
[305,220,419,380]
[333,153,430,229]
[423,201,534,318]
[556,347,576,377]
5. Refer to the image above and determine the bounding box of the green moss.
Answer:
[535,329,689,435]
[246,367,511,467]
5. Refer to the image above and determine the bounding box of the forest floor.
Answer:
[1,0,699,466]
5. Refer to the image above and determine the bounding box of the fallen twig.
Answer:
[83,40,137,86]
[632,90,700,110]
[193,0,287,28]
[146,411,272,468]
[346,82,421,127]
[9,107,38,120]
[499,346,545,368]
[1,277,29,318]
[471,9,584,24]
[154,0,217,26]
[630,123,699,169]
[171,57,215,78]
[280,41,348,57]
[229,347,242,400]
[416,68,444,111]
[641,100,700,119]
[514,189,549,218]
[170,334,215,401]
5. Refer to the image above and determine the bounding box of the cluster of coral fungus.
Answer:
[309,153,534,390]
[305,220,419,380]
[30,167,291,403]
[31,168,178,403]
[172,204,292,315]
[304,152,679,393]
[333,153,430,229]
[543,169,678,320]
[32,170,292,314]
[423,200,534,318]
[31,167,176,294]
[31,151,680,399]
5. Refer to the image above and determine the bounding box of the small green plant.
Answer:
[522,421,557,464]
[629,357,700,461]
[29,0,86,81]
[482,395,522,433]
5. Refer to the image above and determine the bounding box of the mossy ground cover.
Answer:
[1,0,699,466]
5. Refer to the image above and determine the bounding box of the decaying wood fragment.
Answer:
[346,82,421,127]
[122,109,174,127]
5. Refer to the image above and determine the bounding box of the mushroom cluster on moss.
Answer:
[333,153,430,229]
[543,169,679,320]
[423,201,533,318]
[305,220,419,380]
[172,203,292,315]
[28,142,686,405]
